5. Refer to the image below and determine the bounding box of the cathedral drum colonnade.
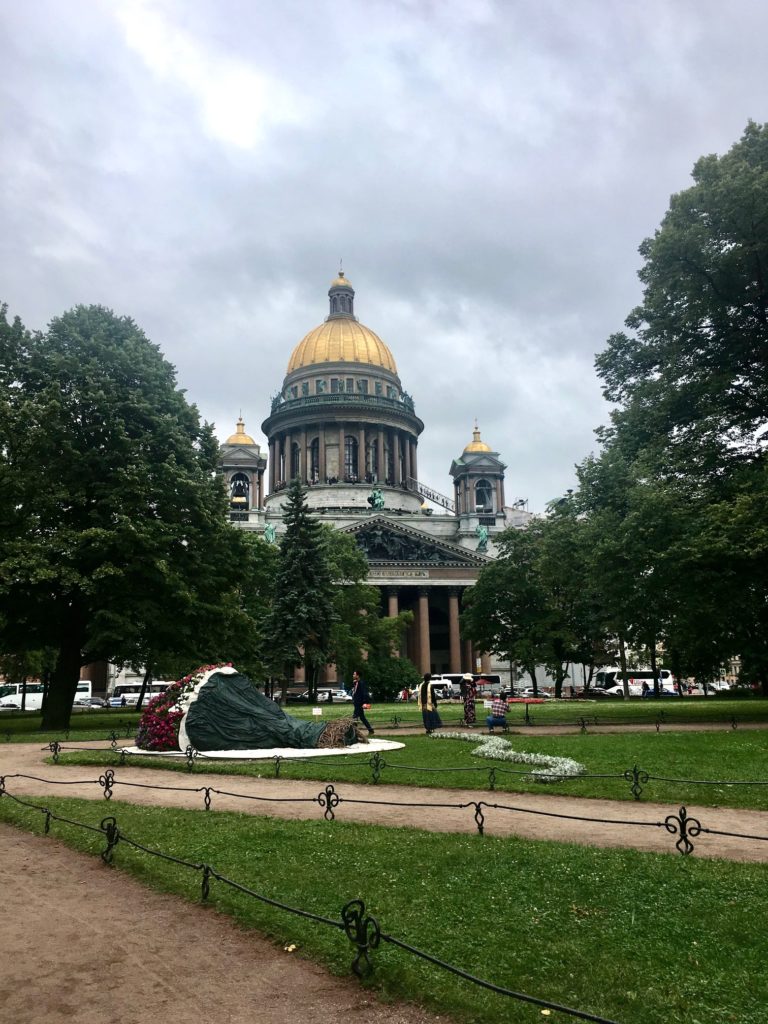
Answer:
[219,272,522,682]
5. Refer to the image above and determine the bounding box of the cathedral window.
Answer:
[374,381,383,396]
[346,378,354,393]
[357,379,369,394]
[309,437,320,482]
[475,479,494,513]
[344,435,359,481]
[331,378,341,394]
[301,381,309,396]
[316,379,327,394]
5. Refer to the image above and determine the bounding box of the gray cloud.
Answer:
[2,0,766,511]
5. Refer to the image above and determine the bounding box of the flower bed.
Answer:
[135,664,231,752]
[431,732,586,782]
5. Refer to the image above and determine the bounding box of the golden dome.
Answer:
[330,271,353,288]
[287,318,398,374]
[464,424,491,453]
[225,417,257,445]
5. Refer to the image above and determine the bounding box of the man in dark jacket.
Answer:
[351,671,374,735]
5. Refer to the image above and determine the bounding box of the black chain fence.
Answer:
[3,768,767,856]
[0,784,620,1024]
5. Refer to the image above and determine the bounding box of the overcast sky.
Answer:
[2,0,766,512]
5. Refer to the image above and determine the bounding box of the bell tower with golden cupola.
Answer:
[450,422,507,526]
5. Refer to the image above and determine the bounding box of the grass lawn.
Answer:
[55,728,768,811]
[0,792,765,1024]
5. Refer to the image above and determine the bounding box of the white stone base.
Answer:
[121,738,404,760]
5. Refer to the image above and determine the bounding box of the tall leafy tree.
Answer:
[590,122,768,693]
[265,479,335,700]
[596,120,768,481]
[0,304,254,728]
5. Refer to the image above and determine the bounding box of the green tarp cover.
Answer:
[184,671,327,751]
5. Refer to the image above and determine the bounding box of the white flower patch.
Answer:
[432,732,586,782]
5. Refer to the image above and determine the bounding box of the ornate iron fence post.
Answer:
[201,864,213,901]
[389,714,401,729]
[623,764,649,801]
[731,716,738,731]
[524,705,533,727]
[184,745,197,772]
[203,786,212,811]
[43,808,52,834]
[100,816,120,863]
[579,716,589,734]
[99,768,115,801]
[109,730,119,751]
[317,784,340,821]
[369,751,385,784]
[48,740,61,763]
[664,806,702,856]
[273,755,282,777]
[488,767,496,791]
[472,801,486,835]
[341,899,381,977]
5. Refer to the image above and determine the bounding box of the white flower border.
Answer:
[431,732,586,783]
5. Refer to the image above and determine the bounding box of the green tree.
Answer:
[596,120,768,481]
[590,122,768,694]
[462,506,598,698]
[265,479,335,701]
[322,528,411,687]
[0,304,254,729]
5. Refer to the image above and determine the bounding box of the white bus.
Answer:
[110,681,172,707]
[0,682,45,711]
[594,667,672,696]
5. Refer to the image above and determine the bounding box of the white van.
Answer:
[0,682,45,711]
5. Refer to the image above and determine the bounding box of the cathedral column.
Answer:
[418,588,431,674]
[339,423,345,479]
[462,638,473,674]
[268,441,275,493]
[495,478,502,513]
[376,431,385,483]
[411,439,418,484]
[386,587,401,656]
[448,589,461,674]
[319,427,326,482]
[403,433,412,484]
[300,429,308,483]
[358,426,366,481]
[284,431,292,483]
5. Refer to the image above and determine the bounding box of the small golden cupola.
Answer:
[464,423,492,453]
[225,416,257,446]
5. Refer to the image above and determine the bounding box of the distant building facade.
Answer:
[220,272,531,684]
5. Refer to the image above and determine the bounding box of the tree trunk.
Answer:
[618,633,630,699]
[40,639,83,731]
[650,640,659,697]
[527,665,538,695]
[136,668,152,712]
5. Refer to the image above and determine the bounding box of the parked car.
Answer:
[298,688,352,703]
[520,688,552,699]
[73,697,107,709]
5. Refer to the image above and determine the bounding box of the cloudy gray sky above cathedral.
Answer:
[2,1,766,511]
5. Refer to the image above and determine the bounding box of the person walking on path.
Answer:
[418,673,442,735]
[460,672,477,727]
[351,671,374,735]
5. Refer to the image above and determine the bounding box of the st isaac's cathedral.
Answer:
[219,271,530,685]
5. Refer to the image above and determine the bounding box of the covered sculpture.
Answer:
[136,665,365,753]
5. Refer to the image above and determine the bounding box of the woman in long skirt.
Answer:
[418,674,442,734]
[461,672,477,727]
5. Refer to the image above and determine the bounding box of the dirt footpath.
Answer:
[0,823,446,1024]
[2,741,768,861]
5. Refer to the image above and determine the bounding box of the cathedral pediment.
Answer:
[345,517,486,567]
